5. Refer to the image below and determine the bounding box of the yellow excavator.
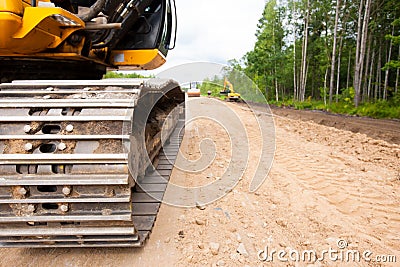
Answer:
[0,0,185,247]
[220,78,241,101]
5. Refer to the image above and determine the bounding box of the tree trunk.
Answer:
[295,69,299,100]
[383,26,394,100]
[293,1,297,101]
[273,22,278,102]
[353,3,363,105]
[353,0,371,107]
[324,67,329,106]
[299,0,310,102]
[347,48,351,90]
[396,68,399,94]
[363,34,372,102]
[311,60,316,98]
[396,45,399,94]
[358,0,372,102]
[396,45,400,94]
[353,0,364,102]
[329,0,341,105]
[336,36,343,103]
[367,42,376,100]
[376,46,382,100]
[374,56,378,100]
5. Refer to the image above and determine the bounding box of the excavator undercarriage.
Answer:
[0,0,184,248]
[0,79,185,247]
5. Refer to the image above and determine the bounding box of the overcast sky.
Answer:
[148,0,266,74]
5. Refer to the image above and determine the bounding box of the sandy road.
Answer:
[0,97,398,266]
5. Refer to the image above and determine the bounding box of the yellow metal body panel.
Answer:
[227,92,241,100]
[0,1,168,71]
[0,52,107,65]
[0,12,22,49]
[0,6,84,54]
[0,0,24,14]
[110,49,166,70]
[22,0,52,3]
[14,7,83,39]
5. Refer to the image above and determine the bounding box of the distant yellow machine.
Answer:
[220,78,241,101]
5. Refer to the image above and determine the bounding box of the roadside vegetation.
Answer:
[223,0,400,119]
[103,72,153,79]
[270,96,400,119]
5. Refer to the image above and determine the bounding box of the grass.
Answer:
[103,72,153,79]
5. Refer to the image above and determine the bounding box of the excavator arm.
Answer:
[223,78,234,94]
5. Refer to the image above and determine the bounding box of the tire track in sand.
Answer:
[273,115,400,253]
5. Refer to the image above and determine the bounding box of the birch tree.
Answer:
[329,0,341,104]
[353,0,372,107]
[299,0,310,101]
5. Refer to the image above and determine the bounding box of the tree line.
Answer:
[228,0,400,117]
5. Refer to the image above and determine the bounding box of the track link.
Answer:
[0,79,184,247]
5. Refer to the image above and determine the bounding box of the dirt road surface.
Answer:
[0,97,399,266]
[269,105,400,145]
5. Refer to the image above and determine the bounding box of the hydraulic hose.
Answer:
[78,0,107,22]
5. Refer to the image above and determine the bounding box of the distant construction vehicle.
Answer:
[187,82,200,97]
[220,78,241,101]
[187,88,201,97]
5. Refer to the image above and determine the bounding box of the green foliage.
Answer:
[244,0,287,100]
[356,101,400,119]
[383,60,400,71]
[103,72,154,79]
[199,79,223,97]
[392,91,400,105]
[385,18,400,45]
[385,34,400,45]
[383,17,400,71]
[199,69,268,103]
[235,0,400,113]
[338,87,355,104]
[327,102,357,115]
[271,98,400,119]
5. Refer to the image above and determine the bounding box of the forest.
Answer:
[202,0,400,118]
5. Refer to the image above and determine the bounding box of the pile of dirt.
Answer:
[270,105,400,145]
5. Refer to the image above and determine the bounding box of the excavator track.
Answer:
[0,79,185,247]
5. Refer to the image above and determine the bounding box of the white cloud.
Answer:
[153,0,265,74]
[157,62,224,85]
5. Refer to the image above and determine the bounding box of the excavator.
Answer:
[220,78,241,101]
[0,0,185,247]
